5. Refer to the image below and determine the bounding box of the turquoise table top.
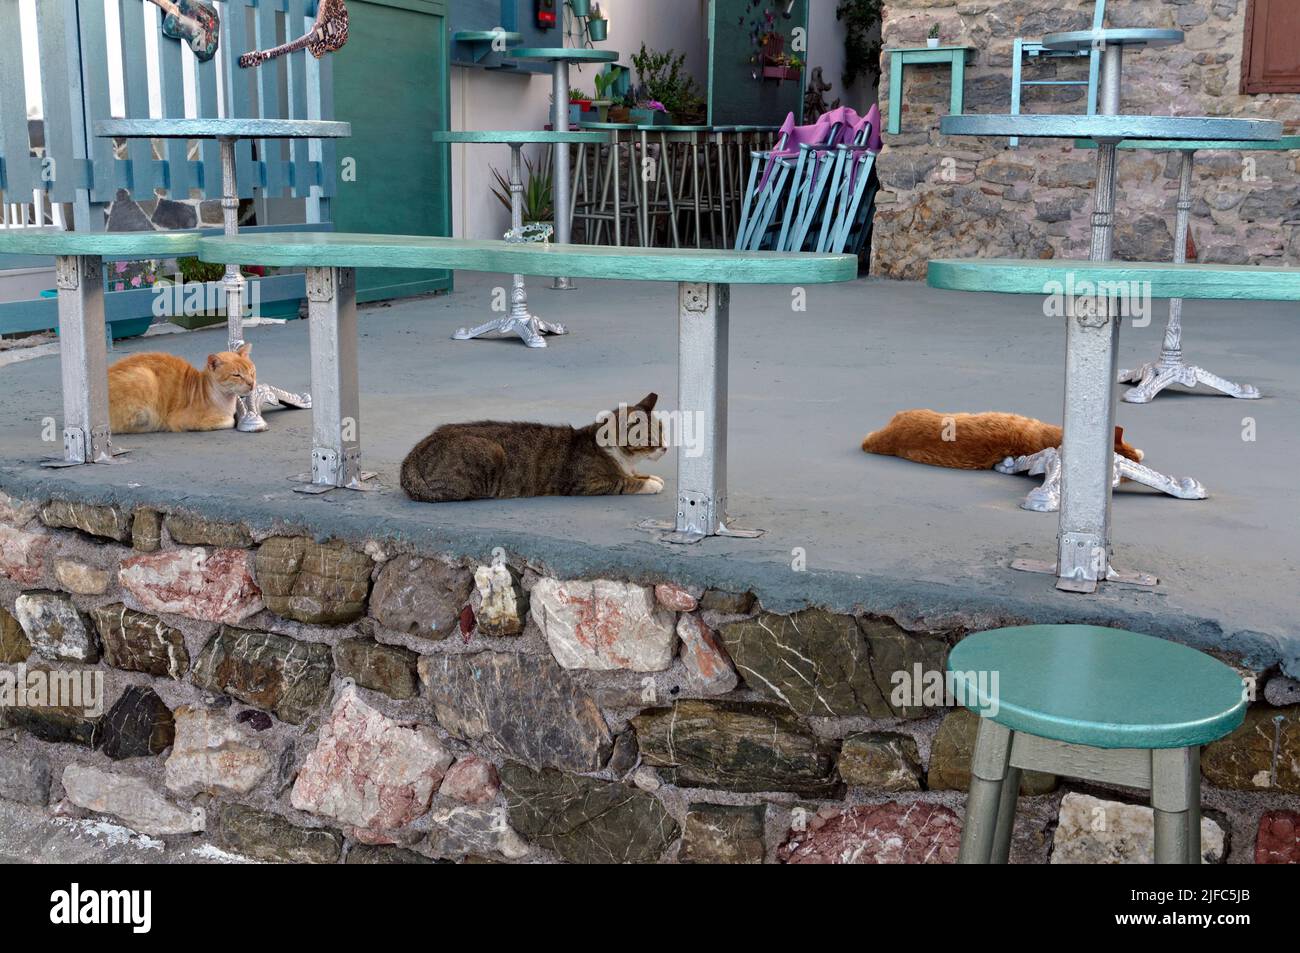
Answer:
[1042,28,1184,51]
[947,625,1247,749]
[198,233,858,285]
[0,227,201,258]
[432,130,606,144]
[95,118,351,139]
[927,257,1300,300]
[509,48,619,63]
[886,45,976,53]
[577,121,640,130]
[637,124,713,133]
[941,114,1282,142]
[1075,135,1300,151]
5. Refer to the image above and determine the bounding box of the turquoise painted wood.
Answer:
[947,625,1247,749]
[453,30,523,42]
[886,47,974,135]
[432,131,606,144]
[1041,28,1184,51]
[94,119,352,140]
[0,228,201,259]
[509,48,619,63]
[198,233,858,284]
[927,257,1300,300]
[941,114,1283,142]
[707,0,809,126]
[331,0,452,304]
[1074,135,1300,151]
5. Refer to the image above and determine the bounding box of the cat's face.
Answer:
[206,344,256,398]
[1114,426,1143,463]
[599,393,667,461]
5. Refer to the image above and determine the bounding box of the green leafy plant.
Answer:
[594,66,621,100]
[568,87,591,103]
[630,43,705,124]
[836,0,883,89]
[587,2,605,21]
[491,151,554,225]
[928,23,940,39]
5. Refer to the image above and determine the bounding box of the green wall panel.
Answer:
[708,0,809,126]
[331,0,452,302]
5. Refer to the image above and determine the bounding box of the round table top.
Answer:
[432,130,606,144]
[577,121,640,130]
[509,47,619,63]
[637,124,713,133]
[1042,27,1184,51]
[947,625,1247,749]
[95,118,352,139]
[1075,134,1300,152]
[941,113,1282,143]
[452,30,522,43]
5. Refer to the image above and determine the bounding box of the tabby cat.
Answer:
[862,409,1143,470]
[108,346,255,434]
[401,393,667,502]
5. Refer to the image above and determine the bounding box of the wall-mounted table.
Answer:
[432,130,606,346]
[885,46,975,135]
[95,118,351,433]
[508,48,619,290]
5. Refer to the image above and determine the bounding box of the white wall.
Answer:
[448,0,708,241]
[447,0,867,240]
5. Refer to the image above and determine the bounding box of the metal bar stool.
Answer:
[578,121,643,246]
[638,125,682,248]
[654,125,711,249]
[950,624,1246,864]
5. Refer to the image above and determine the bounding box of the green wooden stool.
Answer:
[949,625,1247,864]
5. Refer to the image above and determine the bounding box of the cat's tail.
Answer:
[861,429,891,454]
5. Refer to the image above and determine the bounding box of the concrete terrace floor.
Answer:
[0,272,1296,674]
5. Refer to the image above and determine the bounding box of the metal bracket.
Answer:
[292,447,378,495]
[306,267,336,302]
[681,282,711,313]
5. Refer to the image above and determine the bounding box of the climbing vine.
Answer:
[836,0,883,89]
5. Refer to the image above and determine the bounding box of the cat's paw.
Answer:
[637,475,665,494]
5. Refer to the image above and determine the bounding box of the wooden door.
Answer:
[331,0,452,302]
[1242,0,1300,94]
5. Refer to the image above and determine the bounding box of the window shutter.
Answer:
[1242,0,1300,94]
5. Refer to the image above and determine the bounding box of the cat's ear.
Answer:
[206,354,222,370]
[236,343,252,357]
[636,392,659,412]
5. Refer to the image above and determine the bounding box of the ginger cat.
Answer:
[862,409,1143,470]
[401,393,667,502]
[109,345,256,434]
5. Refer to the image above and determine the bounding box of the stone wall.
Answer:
[871,0,1300,279]
[0,489,1296,864]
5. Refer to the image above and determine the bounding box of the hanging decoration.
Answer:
[239,0,349,69]
[145,0,221,62]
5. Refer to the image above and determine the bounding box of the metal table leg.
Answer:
[1012,43,1154,592]
[294,266,375,494]
[452,144,566,347]
[639,281,762,544]
[551,60,576,290]
[1120,149,1261,402]
[219,137,311,434]
[43,254,124,468]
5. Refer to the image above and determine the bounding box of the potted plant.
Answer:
[927,24,941,48]
[629,98,669,126]
[591,68,619,122]
[567,87,593,126]
[491,151,554,228]
[568,0,591,17]
[586,3,608,42]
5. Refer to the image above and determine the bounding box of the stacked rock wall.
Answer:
[871,0,1300,279]
[0,490,1296,863]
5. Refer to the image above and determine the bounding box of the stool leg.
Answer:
[991,765,1021,863]
[1187,746,1202,863]
[1152,747,1196,864]
[959,718,1013,864]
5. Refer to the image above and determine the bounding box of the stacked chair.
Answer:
[734,105,883,255]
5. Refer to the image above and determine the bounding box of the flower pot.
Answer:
[762,65,801,81]
[568,0,590,16]
[630,108,670,126]
[927,37,940,48]
[608,105,631,124]
[587,18,607,41]
[592,100,611,122]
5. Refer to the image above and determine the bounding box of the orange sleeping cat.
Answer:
[862,409,1143,469]
[108,346,256,434]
